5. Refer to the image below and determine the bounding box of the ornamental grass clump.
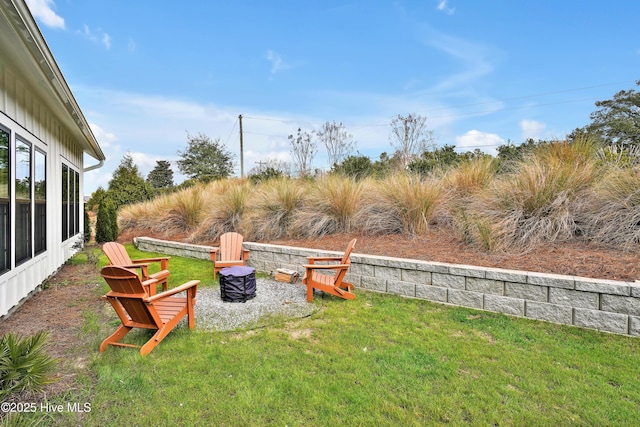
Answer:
[0,331,56,401]
[245,177,306,240]
[118,193,174,234]
[577,165,640,249]
[290,175,365,238]
[360,173,442,235]
[191,179,252,243]
[444,156,498,198]
[153,184,206,236]
[461,138,600,252]
[441,156,499,233]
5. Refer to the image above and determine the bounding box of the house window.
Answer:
[34,150,46,255]
[74,169,79,235]
[62,164,68,240]
[15,139,31,264]
[62,163,79,241]
[0,127,9,273]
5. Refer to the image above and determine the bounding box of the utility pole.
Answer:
[239,114,244,179]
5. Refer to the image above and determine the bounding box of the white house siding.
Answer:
[0,53,86,318]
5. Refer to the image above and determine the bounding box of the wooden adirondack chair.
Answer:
[209,232,250,280]
[99,266,199,356]
[302,238,357,302]
[102,242,170,295]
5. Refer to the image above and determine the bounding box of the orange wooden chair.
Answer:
[302,238,357,302]
[102,242,170,295]
[99,266,199,356]
[209,232,250,280]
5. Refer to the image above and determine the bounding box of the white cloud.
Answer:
[266,50,290,75]
[25,0,65,29]
[89,123,118,148]
[102,33,111,50]
[436,0,455,15]
[79,24,111,49]
[417,27,502,97]
[519,119,546,141]
[455,130,503,156]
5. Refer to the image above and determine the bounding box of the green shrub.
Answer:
[84,209,91,242]
[95,197,119,243]
[0,331,56,400]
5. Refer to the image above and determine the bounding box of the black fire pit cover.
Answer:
[219,266,257,303]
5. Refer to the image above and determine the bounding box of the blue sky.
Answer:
[25,0,640,194]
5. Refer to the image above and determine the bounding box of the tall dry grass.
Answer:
[576,165,640,249]
[153,184,207,236]
[189,179,253,243]
[440,156,499,232]
[359,173,442,235]
[457,138,600,251]
[118,202,155,233]
[244,177,306,240]
[444,156,499,197]
[119,185,209,238]
[289,175,365,238]
[114,134,640,253]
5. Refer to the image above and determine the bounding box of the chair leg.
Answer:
[100,325,132,352]
[306,283,314,302]
[187,295,195,330]
[140,330,164,356]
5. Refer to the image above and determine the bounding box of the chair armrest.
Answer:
[303,263,350,271]
[146,280,200,302]
[306,256,343,264]
[120,263,150,278]
[210,248,220,261]
[120,263,150,269]
[242,249,250,261]
[133,257,170,270]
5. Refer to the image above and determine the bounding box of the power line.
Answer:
[242,80,632,130]
[428,97,598,120]
[410,80,631,114]
[224,116,239,145]
[231,80,634,146]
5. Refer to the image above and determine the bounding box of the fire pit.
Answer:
[219,266,257,303]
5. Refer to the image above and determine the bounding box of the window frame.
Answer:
[0,125,10,275]
[62,162,80,242]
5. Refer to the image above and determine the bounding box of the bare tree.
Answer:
[316,121,356,167]
[288,128,318,177]
[389,113,434,168]
[247,158,291,176]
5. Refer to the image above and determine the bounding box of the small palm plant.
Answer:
[0,331,56,401]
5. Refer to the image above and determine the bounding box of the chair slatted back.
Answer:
[340,239,357,265]
[101,266,158,327]
[333,238,357,284]
[102,242,133,266]
[219,232,244,262]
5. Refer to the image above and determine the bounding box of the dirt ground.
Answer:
[0,229,639,401]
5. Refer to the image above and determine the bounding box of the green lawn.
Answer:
[8,246,640,426]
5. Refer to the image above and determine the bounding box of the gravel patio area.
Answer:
[195,278,319,331]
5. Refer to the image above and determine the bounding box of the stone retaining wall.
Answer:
[134,237,640,338]
[134,237,214,260]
